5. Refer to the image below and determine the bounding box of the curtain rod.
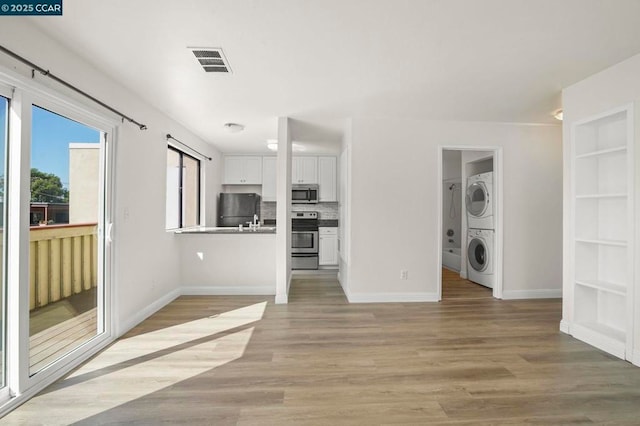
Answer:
[166,134,212,161]
[0,45,147,130]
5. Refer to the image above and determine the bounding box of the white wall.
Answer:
[68,143,99,224]
[179,234,276,294]
[344,118,562,302]
[338,119,352,293]
[442,150,462,250]
[562,51,640,361]
[0,19,222,334]
[275,117,292,303]
[442,150,462,181]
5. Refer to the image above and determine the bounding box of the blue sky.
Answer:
[0,101,100,188]
[31,106,100,187]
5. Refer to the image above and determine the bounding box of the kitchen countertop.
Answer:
[175,226,276,234]
[262,219,338,227]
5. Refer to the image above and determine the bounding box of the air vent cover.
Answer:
[190,48,231,73]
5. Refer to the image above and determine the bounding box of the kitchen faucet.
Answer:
[246,214,260,230]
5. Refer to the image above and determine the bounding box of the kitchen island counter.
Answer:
[175,226,276,234]
[177,231,276,295]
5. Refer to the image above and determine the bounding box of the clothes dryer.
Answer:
[466,171,494,230]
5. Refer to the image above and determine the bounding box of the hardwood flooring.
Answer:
[5,274,640,425]
[441,268,493,300]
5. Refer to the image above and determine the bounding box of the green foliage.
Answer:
[0,169,68,203]
[30,168,68,203]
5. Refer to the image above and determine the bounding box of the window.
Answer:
[166,146,201,229]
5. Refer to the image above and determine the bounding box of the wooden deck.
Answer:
[28,290,98,373]
[6,274,640,424]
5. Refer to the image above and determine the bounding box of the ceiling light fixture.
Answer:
[553,109,563,121]
[266,140,307,152]
[224,122,244,133]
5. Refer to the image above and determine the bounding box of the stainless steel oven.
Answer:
[292,211,319,269]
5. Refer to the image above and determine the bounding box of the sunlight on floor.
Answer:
[4,302,267,424]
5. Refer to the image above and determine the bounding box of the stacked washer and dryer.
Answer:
[466,172,495,288]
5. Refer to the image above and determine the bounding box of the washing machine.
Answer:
[466,171,494,230]
[467,228,494,288]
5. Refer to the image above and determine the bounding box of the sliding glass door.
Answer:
[28,105,105,375]
[0,94,8,395]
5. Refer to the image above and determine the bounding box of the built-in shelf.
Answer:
[567,104,633,362]
[575,193,627,199]
[574,238,627,247]
[576,146,627,159]
[575,280,626,296]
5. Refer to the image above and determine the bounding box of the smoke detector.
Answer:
[189,47,232,73]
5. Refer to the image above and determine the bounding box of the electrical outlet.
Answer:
[400,270,408,280]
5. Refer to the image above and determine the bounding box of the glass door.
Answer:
[0,94,8,395]
[466,182,488,217]
[28,105,106,375]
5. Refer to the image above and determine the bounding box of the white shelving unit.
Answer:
[567,105,634,360]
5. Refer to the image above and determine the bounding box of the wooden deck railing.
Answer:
[28,223,98,311]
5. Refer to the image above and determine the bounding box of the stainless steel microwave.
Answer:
[292,184,319,204]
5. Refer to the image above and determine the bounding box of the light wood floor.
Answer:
[442,267,493,300]
[5,274,640,424]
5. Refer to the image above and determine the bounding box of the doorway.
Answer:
[437,147,503,300]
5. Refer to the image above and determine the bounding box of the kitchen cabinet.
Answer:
[564,104,634,361]
[319,227,338,266]
[224,156,262,184]
[261,157,277,201]
[318,156,337,202]
[292,156,318,184]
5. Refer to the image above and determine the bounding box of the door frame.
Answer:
[436,146,504,300]
[0,65,118,415]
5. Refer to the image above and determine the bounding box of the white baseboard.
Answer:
[345,290,439,303]
[559,319,570,334]
[275,293,288,304]
[571,323,625,360]
[181,286,275,296]
[502,289,562,300]
[117,288,180,337]
[632,351,640,367]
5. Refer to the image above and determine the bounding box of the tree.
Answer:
[30,168,68,203]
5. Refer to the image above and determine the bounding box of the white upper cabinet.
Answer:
[318,156,337,202]
[224,156,262,184]
[292,157,318,184]
[262,156,277,201]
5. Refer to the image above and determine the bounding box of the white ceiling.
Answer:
[30,0,640,153]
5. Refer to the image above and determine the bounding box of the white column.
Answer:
[275,117,292,304]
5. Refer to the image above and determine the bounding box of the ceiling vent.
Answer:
[190,48,231,73]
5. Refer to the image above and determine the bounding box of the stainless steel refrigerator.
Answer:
[218,193,261,227]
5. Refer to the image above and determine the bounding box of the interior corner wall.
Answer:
[0,19,221,335]
[338,118,352,294]
[348,118,562,302]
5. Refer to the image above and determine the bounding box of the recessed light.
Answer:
[265,140,306,152]
[553,109,563,121]
[224,123,244,133]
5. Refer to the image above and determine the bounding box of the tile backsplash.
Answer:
[261,202,338,222]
